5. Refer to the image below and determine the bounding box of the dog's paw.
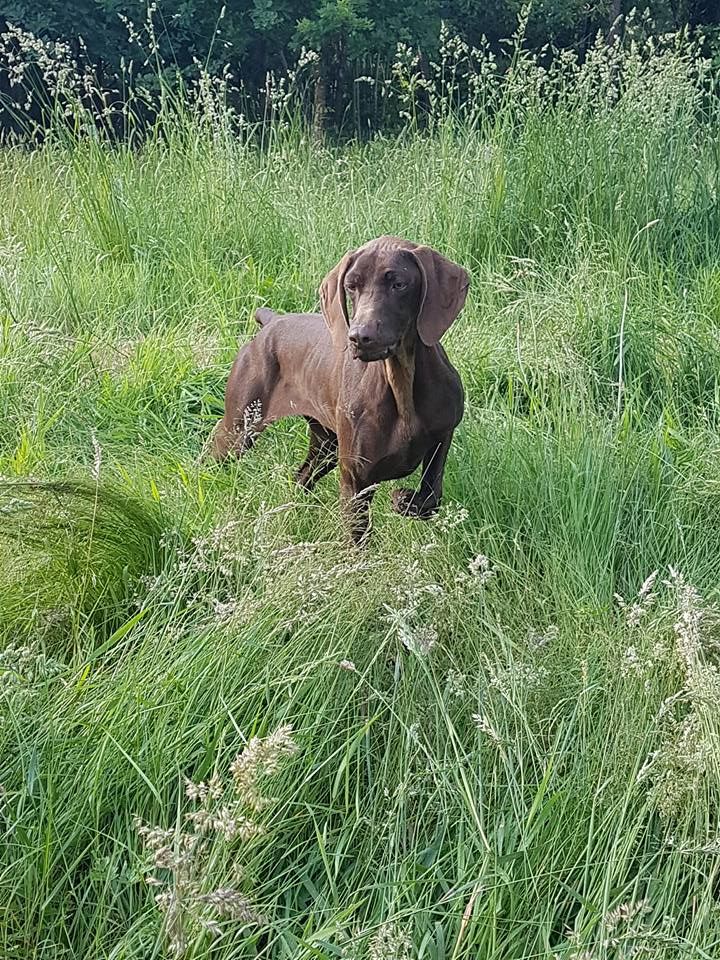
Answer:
[391,488,437,519]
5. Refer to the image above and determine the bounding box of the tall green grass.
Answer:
[2,15,720,960]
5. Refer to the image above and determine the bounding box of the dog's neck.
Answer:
[384,339,416,427]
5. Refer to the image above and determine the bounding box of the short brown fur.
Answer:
[211,236,469,542]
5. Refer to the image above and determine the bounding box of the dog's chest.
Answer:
[339,357,462,482]
[374,428,430,482]
[341,400,436,482]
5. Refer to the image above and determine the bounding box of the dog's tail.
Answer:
[255,307,278,327]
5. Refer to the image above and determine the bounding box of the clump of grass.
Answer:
[136,725,298,956]
[0,478,168,646]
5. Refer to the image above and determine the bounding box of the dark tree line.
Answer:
[1,0,719,134]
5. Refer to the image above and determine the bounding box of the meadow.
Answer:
[2,17,720,960]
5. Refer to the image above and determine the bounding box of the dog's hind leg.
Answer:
[209,342,277,462]
[209,418,258,461]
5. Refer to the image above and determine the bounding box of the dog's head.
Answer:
[320,236,469,361]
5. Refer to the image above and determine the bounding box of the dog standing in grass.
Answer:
[212,236,469,542]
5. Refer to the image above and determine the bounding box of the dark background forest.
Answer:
[1,0,720,135]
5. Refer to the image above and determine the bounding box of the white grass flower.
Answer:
[90,431,102,481]
[434,502,469,532]
[621,645,643,677]
[528,625,558,648]
[230,724,298,812]
[602,896,654,949]
[446,669,468,698]
[197,887,263,922]
[399,622,438,657]
[664,566,708,673]
[184,774,223,803]
[136,725,297,954]
[636,570,720,815]
[199,917,222,937]
[211,807,263,842]
[211,598,238,621]
[472,713,503,744]
[604,899,651,930]
[614,569,658,627]
[468,553,496,585]
[0,641,63,695]
[368,921,412,960]
[488,661,548,695]
[239,398,263,444]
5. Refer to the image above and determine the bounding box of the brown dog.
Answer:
[212,236,469,542]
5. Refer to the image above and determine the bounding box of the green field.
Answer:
[2,22,720,960]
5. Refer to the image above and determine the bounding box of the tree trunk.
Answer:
[312,51,329,142]
[334,39,344,134]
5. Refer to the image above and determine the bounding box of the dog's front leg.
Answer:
[339,468,376,545]
[392,431,453,519]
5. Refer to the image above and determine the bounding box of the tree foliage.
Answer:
[1,0,718,134]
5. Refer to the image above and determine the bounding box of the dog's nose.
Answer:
[348,326,374,348]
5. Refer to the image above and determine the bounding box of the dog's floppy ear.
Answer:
[320,249,355,349]
[407,246,470,346]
